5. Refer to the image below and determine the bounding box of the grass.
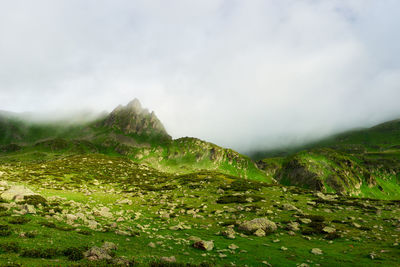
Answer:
[0,153,397,266]
[0,112,399,266]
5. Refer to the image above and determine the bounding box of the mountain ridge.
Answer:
[0,99,400,198]
[0,98,266,181]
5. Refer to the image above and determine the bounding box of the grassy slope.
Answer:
[0,153,398,266]
[0,113,268,183]
[253,119,400,199]
[129,137,268,182]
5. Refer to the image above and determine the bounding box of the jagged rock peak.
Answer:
[112,98,145,114]
[102,98,171,142]
[126,98,142,112]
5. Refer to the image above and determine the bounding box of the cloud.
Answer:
[0,0,399,152]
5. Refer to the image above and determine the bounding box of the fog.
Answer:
[0,0,399,152]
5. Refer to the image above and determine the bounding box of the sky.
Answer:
[0,0,400,152]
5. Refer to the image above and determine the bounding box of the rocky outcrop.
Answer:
[275,149,368,195]
[101,99,171,142]
[1,185,37,202]
[238,217,277,235]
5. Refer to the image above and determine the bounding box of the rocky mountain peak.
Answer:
[126,98,143,113]
[102,99,171,142]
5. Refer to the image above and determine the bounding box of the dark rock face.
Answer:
[275,149,371,195]
[101,99,171,142]
[277,159,326,191]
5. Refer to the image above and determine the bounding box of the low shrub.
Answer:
[20,247,60,259]
[63,247,85,261]
[39,221,56,228]
[0,224,12,237]
[76,229,92,236]
[21,195,47,206]
[0,241,20,253]
[8,216,30,225]
[216,195,264,204]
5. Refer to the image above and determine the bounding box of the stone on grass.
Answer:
[322,226,336,234]
[96,207,113,218]
[23,204,36,214]
[254,229,266,237]
[238,217,277,235]
[118,199,133,205]
[193,240,214,251]
[229,244,239,250]
[311,248,323,255]
[287,222,300,231]
[160,256,176,263]
[84,247,112,261]
[1,186,36,201]
[221,227,236,239]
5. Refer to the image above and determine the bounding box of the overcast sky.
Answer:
[0,0,400,152]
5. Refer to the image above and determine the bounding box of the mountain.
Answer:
[1,100,399,197]
[0,100,399,266]
[255,119,400,199]
[101,98,171,144]
[252,118,400,159]
[0,99,265,180]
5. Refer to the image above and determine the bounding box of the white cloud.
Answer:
[0,0,399,152]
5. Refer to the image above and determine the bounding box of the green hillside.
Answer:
[255,119,400,199]
[0,100,266,182]
[0,102,399,266]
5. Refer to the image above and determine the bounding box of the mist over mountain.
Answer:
[1,2,400,266]
[1,1,400,152]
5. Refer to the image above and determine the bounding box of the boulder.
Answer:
[238,217,277,234]
[193,240,214,251]
[254,228,266,237]
[228,244,239,250]
[95,207,113,218]
[287,222,300,231]
[282,203,298,211]
[1,185,36,201]
[311,248,323,255]
[23,204,36,214]
[221,227,236,239]
[322,226,336,234]
[84,247,112,261]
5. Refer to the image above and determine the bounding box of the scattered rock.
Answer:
[221,227,236,239]
[322,226,336,234]
[228,244,239,250]
[160,256,176,263]
[117,199,133,205]
[84,247,112,261]
[287,222,300,231]
[282,203,298,211]
[311,248,323,255]
[300,218,311,224]
[1,186,36,202]
[254,228,266,237]
[193,240,214,251]
[238,217,277,235]
[95,207,113,218]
